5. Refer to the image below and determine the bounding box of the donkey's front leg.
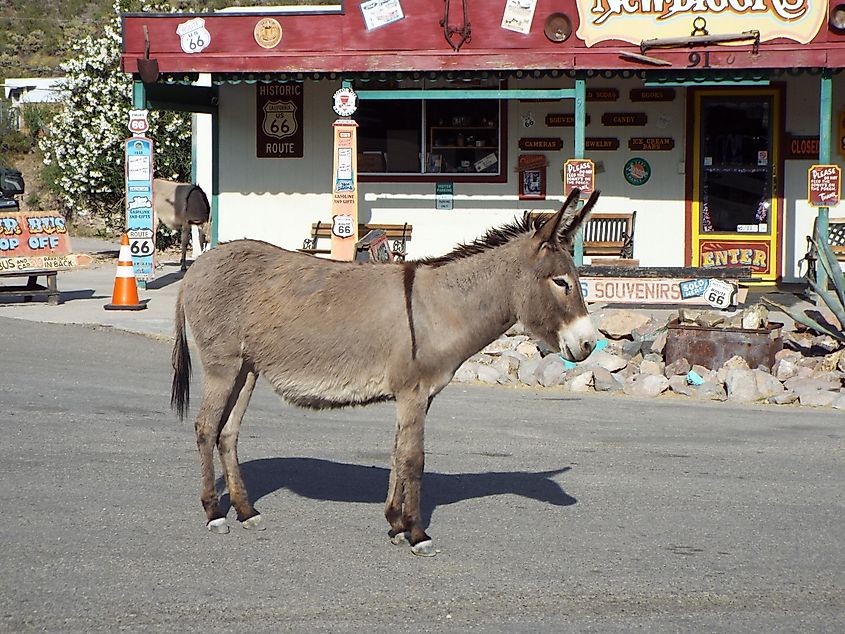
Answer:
[385,389,435,556]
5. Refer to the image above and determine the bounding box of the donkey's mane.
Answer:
[415,212,542,268]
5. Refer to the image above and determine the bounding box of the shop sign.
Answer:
[519,137,563,151]
[580,277,738,307]
[602,112,647,126]
[628,137,674,151]
[630,88,676,102]
[563,158,594,197]
[586,88,619,102]
[0,210,71,259]
[330,119,359,261]
[699,241,770,274]
[256,83,304,158]
[501,0,537,34]
[360,0,405,31]
[124,135,155,281]
[545,113,591,127]
[784,134,819,160]
[808,164,841,207]
[576,2,825,47]
[254,18,282,49]
[623,157,651,186]
[586,137,620,151]
[435,182,453,210]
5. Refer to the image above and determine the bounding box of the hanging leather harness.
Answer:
[441,0,471,52]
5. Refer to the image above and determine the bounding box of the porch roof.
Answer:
[121,3,845,78]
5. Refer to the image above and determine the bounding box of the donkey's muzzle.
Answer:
[558,315,598,363]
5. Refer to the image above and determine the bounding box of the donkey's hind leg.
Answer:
[179,225,191,271]
[217,369,264,530]
[385,388,435,556]
[194,362,246,533]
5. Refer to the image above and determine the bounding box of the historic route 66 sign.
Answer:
[262,100,298,139]
[332,214,355,239]
[704,279,736,309]
[176,17,211,54]
[127,109,149,137]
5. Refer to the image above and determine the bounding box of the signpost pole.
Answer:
[816,70,832,292]
[573,75,587,265]
[124,109,155,288]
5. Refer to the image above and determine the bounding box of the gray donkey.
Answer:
[171,188,600,556]
[153,178,210,271]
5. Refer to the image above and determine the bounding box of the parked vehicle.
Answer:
[0,167,24,211]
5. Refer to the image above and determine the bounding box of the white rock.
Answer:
[515,341,541,358]
[725,368,761,402]
[623,374,669,398]
[798,390,839,407]
[453,362,480,382]
[639,359,664,375]
[753,369,785,399]
[599,310,652,339]
[536,355,566,387]
[477,365,504,385]
[568,370,594,393]
[517,358,540,386]
[582,349,628,373]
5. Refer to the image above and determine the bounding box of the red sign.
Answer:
[808,164,841,206]
[0,211,71,256]
[784,134,819,160]
[699,241,770,274]
[563,158,595,198]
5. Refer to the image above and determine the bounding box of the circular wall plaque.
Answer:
[623,157,651,186]
[254,18,282,49]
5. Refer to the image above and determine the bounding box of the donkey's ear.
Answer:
[534,188,581,246]
[558,189,600,245]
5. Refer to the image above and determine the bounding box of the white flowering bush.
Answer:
[40,0,191,232]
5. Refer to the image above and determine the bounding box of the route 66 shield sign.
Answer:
[176,17,211,54]
[262,100,298,139]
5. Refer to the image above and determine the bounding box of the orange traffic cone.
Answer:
[104,234,147,311]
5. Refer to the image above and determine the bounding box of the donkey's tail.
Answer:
[171,287,192,421]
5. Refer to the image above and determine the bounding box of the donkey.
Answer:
[171,188,600,556]
[153,178,211,271]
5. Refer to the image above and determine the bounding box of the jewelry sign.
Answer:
[124,110,155,282]
[256,83,304,158]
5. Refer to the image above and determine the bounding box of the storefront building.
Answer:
[121,1,845,283]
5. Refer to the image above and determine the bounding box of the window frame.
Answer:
[357,94,508,184]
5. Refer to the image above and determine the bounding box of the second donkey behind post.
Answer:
[153,178,211,271]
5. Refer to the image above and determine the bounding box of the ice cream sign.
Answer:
[577,0,825,47]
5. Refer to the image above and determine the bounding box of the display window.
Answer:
[355,80,504,179]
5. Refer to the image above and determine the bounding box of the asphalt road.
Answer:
[0,316,843,633]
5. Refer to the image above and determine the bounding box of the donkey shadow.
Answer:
[217,457,576,528]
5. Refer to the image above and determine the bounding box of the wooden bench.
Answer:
[529,210,636,258]
[300,221,413,261]
[0,269,59,305]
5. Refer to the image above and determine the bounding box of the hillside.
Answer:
[0,0,328,80]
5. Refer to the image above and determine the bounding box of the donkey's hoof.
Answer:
[241,514,266,531]
[410,539,437,557]
[389,531,410,546]
[206,517,229,534]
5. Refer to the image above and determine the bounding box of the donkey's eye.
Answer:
[552,277,571,293]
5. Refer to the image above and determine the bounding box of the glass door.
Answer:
[690,88,781,282]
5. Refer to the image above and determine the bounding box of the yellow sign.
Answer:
[577,1,825,47]
[330,120,359,261]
